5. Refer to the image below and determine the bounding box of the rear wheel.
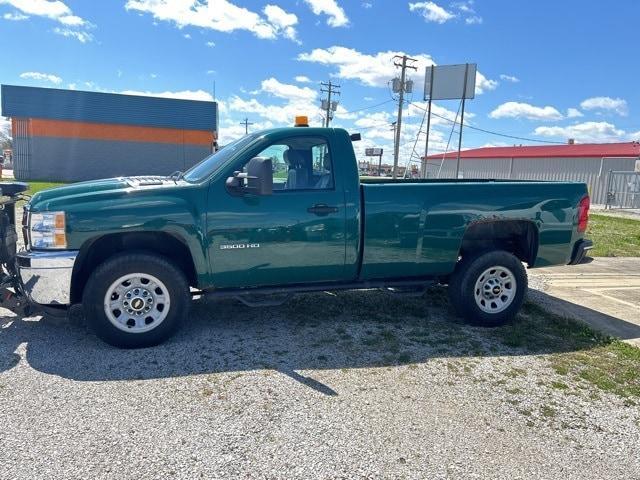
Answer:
[83,253,190,348]
[448,250,527,327]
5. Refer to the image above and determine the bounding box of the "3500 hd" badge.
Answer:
[219,243,260,250]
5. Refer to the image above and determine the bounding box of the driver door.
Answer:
[206,134,346,288]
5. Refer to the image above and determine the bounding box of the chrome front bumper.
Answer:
[16,250,78,305]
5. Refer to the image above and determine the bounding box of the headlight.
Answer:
[29,211,67,249]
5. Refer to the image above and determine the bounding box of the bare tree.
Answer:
[0,117,11,151]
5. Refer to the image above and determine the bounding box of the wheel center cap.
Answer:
[492,286,501,295]
[130,297,145,311]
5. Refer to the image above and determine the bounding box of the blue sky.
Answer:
[1,0,639,166]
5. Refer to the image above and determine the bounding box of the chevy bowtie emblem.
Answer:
[131,298,144,309]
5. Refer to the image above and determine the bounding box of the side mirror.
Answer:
[225,156,273,196]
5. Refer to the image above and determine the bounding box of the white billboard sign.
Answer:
[424,63,477,101]
[365,148,383,156]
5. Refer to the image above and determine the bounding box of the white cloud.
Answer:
[295,75,312,83]
[407,100,475,125]
[534,121,626,143]
[225,77,322,128]
[332,104,358,120]
[3,11,28,20]
[354,110,392,130]
[303,0,348,27]
[453,1,473,12]
[489,101,563,121]
[125,0,298,41]
[499,74,519,83]
[53,26,93,42]
[452,1,482,25]
[57,13,84,26]
[298,46,434,88]
[0,0,93,40]
[260,77,317,102]
[227,95,320,125]
[120,89,214,102]
[19,71,63,84]
[0,0,79,22]
[348,106,453,165]
[205,41,215,47]
[263,4,298,42]
[408,2,455,24]
[566,107,583,118]
[219,119,274,143]
[580,96,628,116]
[183,33,191,39]
[475,72,497,94]
[297,45,497,96]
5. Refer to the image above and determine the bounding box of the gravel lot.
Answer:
[1,288,639,479]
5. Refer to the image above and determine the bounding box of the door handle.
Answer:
[307,204,339,216]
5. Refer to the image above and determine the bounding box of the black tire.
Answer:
[83,252,190,348]
[448,250,527,327]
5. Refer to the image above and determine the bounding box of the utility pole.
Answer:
[240,117,254,135]
[392,55,417,179]
[454,63,470,179]
[389,121,397,176]
[320,81,340,127]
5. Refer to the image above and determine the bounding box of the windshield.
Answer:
[182,134,258,183]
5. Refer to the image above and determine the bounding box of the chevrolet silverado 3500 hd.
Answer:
[7,124,592,347]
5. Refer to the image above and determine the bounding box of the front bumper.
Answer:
[568,239,593,265]
[16,250,78,305]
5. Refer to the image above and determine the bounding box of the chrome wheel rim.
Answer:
[473,266,517,314]
[104,273,170,333]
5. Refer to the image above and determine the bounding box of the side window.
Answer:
[250,136,334,191]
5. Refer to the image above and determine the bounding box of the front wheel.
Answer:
[448,250,527,327]
[83,253,190,348]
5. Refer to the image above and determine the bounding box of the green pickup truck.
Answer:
[13,125,592,347]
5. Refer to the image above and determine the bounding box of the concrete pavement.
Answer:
[529,257,640,346]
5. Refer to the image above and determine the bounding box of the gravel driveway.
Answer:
[1,289,638,479]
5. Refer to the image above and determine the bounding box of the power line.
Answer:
[404,105,428,178]
[409,102,564,145]
[341,99,395,115]
[357,120,396,132]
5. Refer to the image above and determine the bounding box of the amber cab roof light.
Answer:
[294,116,309,127]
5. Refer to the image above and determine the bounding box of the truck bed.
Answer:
[358,180,588,280]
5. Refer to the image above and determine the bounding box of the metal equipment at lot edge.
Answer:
[606,171,640,209]
[0,181,32,316]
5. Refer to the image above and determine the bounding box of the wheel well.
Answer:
[459,220,538,266]
[71,232,198,304]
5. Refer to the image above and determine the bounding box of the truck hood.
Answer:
[29,176,186,210]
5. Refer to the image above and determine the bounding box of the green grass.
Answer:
[22,181,67,197]
[587,213,640,257]
[551,341,640,399]
[494,303,640,399]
